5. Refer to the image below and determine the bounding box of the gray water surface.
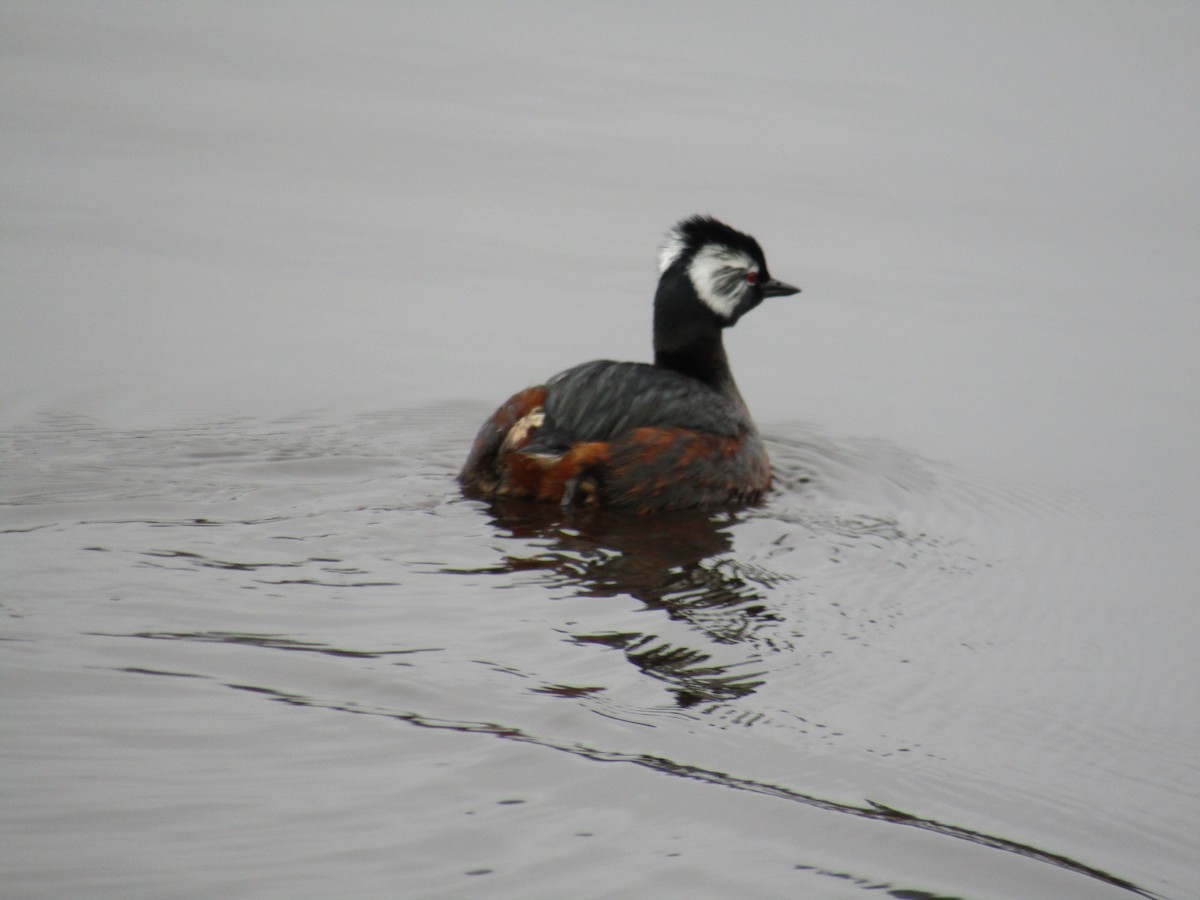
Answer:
[3,4,1198,898]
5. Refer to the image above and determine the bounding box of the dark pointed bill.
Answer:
[761,278,801,298]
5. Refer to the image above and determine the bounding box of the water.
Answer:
[3,4,1198,898]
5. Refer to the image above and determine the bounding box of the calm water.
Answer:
[3,4,1198,898]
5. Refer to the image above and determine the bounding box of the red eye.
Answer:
[746,271,758,285]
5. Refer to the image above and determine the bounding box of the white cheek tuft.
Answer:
[686,245,757,319]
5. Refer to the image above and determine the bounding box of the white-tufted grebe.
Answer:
[460,215,800,512]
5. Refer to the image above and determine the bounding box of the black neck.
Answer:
[652,269,748,408]
[654,323,747,411]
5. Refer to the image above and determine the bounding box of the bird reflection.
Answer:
[474,498,780,706]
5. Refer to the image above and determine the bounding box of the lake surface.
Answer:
[3,4,1198,898]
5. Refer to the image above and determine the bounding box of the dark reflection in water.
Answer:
[457,498,781,706]
[465,498,749,603]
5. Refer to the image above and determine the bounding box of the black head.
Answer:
[656,215,800,327]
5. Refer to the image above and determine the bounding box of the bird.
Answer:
[459,215,800,513]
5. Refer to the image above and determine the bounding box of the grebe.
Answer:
[460,215,799,512]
